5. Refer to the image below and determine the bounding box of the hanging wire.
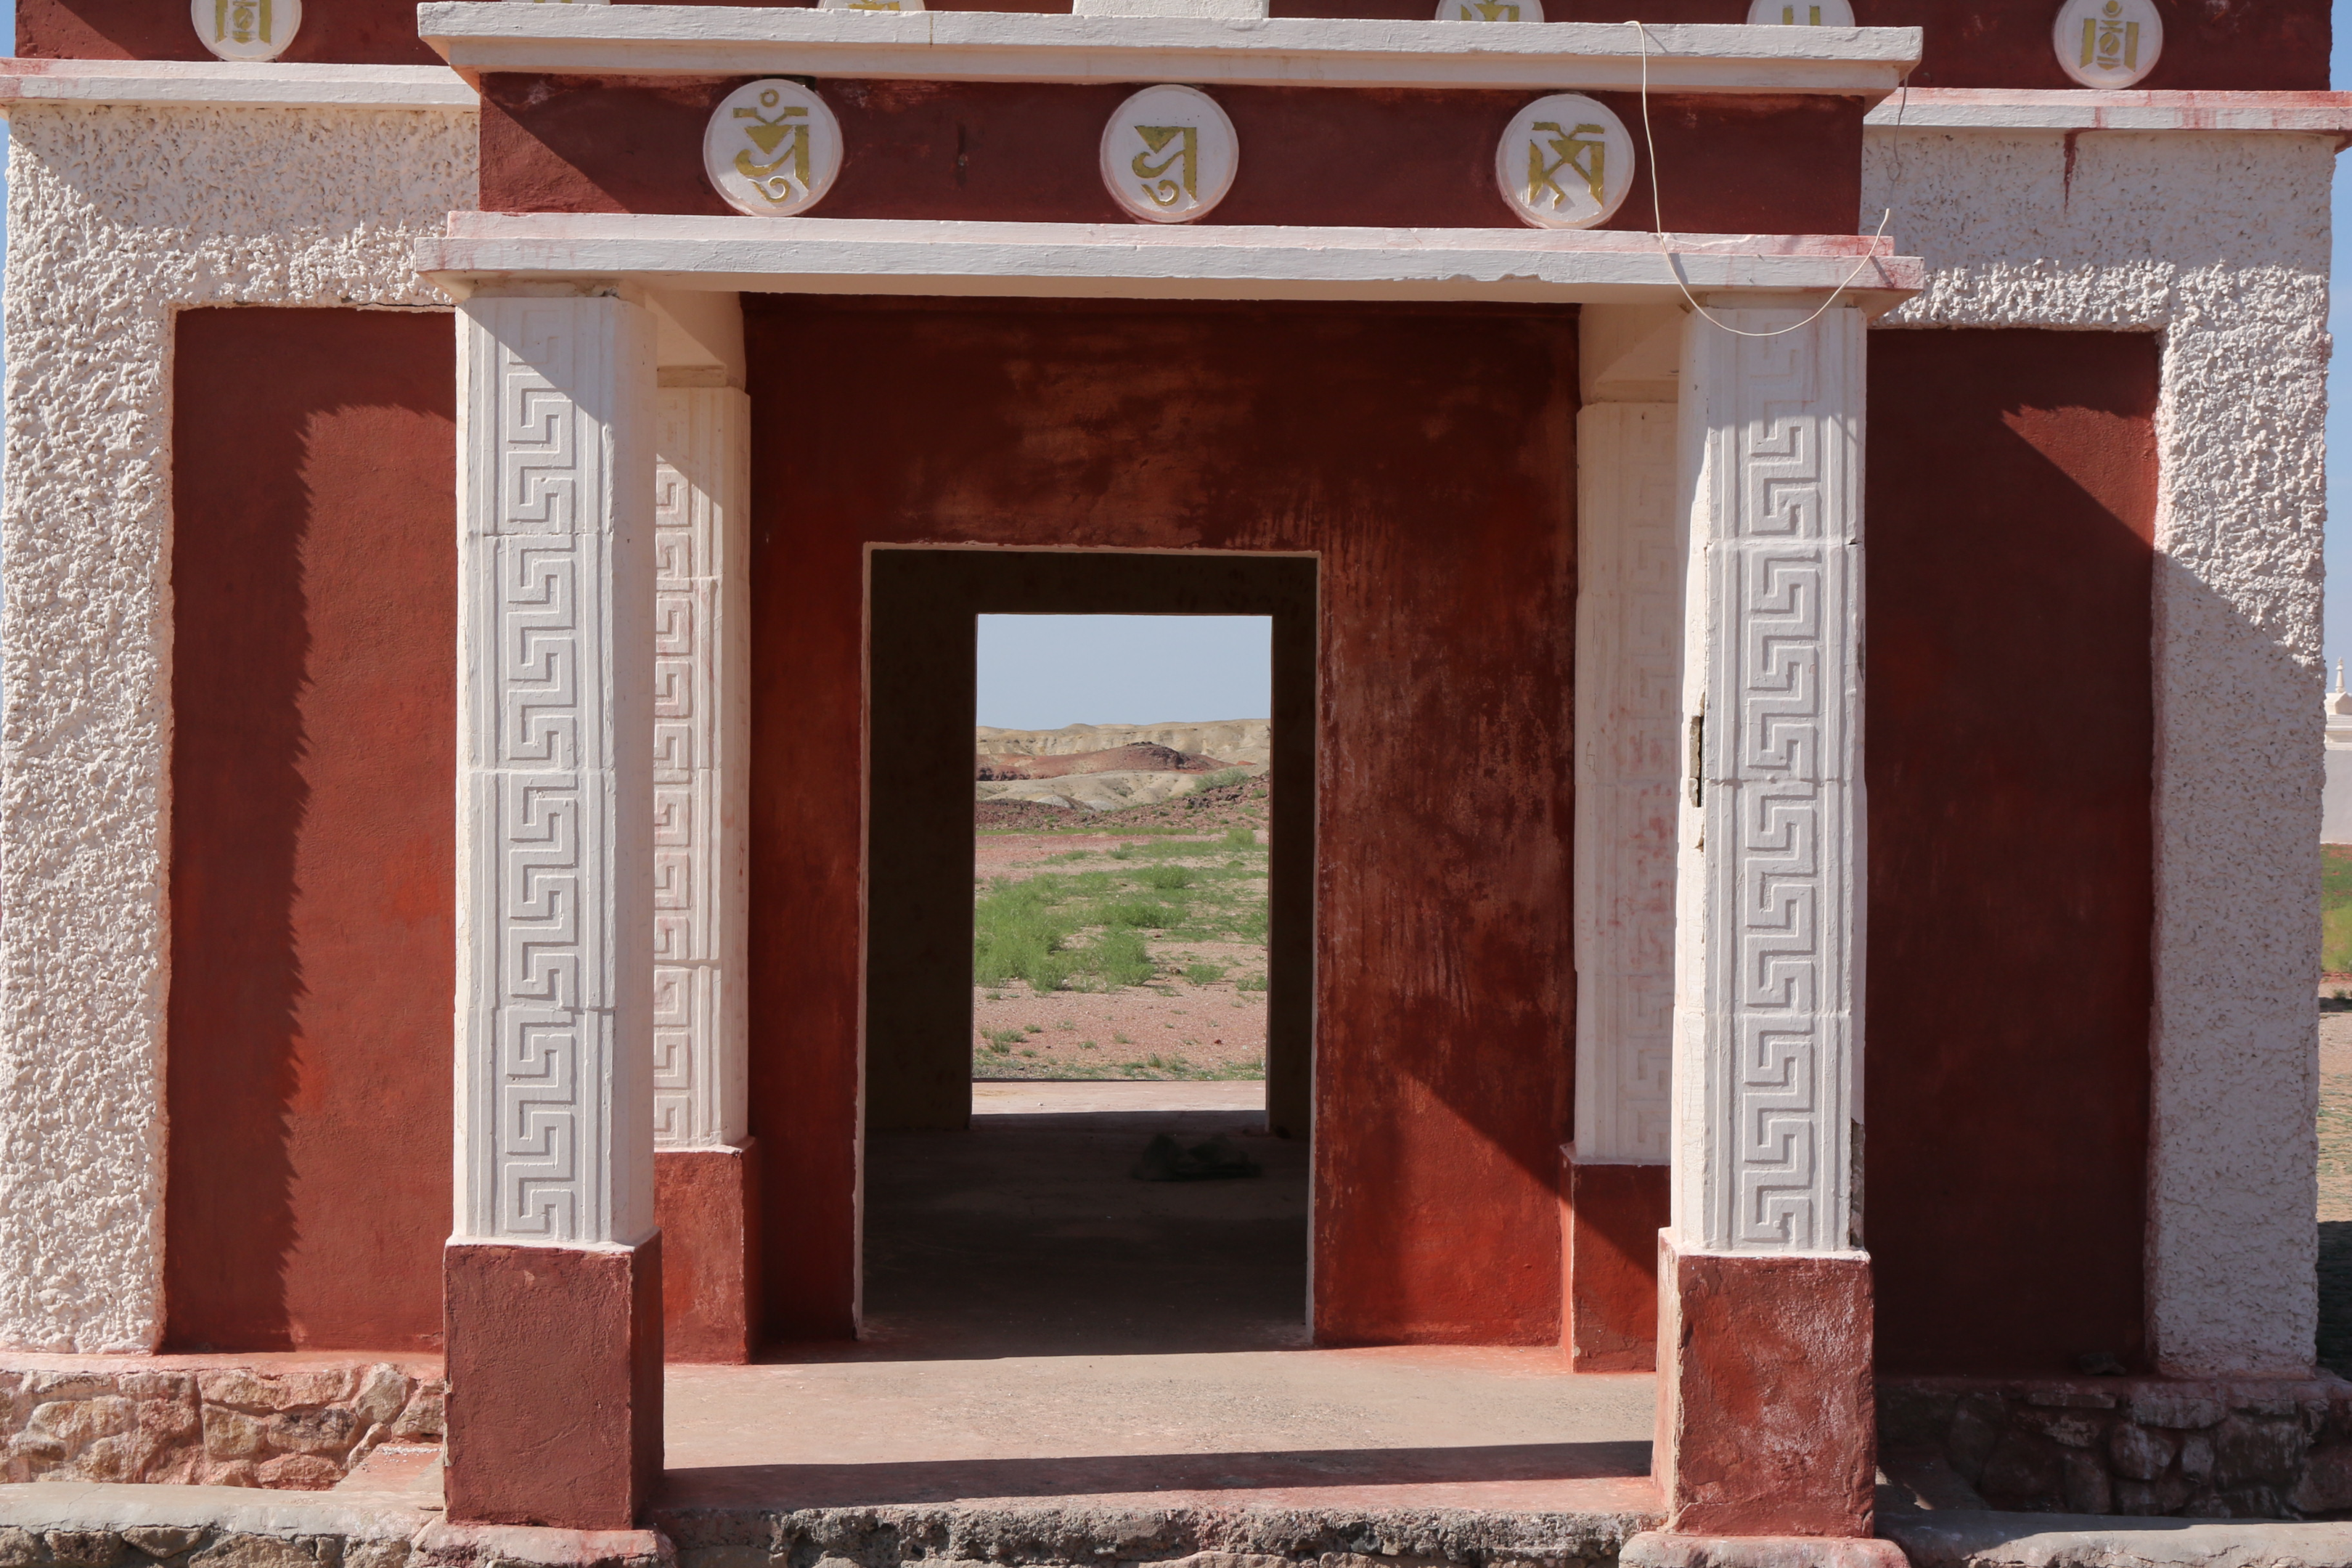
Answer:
[1628,18,1908,338]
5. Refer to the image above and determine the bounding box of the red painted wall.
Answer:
[166,307,457,1352]
[747,298,1577,1344]
[1864,328,2157,1376]
[19,0,441,65]
[480,75,1863,236]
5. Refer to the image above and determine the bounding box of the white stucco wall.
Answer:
[0,102,475,1352]
[1863,126,2331,1375]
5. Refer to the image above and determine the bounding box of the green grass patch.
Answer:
[2327,846,2352,971]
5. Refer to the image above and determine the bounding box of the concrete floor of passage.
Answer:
[662,1081,1658,1514]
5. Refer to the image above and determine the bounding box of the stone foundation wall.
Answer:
[1879,1376,2352,1519]
[0,1362,444,1489]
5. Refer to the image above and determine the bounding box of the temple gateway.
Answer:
[0,0,2343,1560]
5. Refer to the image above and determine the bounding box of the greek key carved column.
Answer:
[1654,303,1875,1542]
[446,287,661,1530]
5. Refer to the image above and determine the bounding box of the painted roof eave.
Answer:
[417,4,1921,100]
[0,58,476,115]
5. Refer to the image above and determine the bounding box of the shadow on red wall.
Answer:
[166,308,456,1352]
[1865,327,2158,1376]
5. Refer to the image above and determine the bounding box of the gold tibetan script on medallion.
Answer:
[1453,3,1527,19]
[1526,121,1608,216]
[215,0,272,44]
[734,90,812,204]
[2081,0,2139,72]
[1132,126,1199,209]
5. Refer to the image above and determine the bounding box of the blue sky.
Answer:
[976,616,1272,729]
[0,3,2338,704]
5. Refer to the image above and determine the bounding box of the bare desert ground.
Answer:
[969,765,1274,1083]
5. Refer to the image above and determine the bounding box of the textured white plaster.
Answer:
[0,102,475,1352]
[1862,128,2330,1373]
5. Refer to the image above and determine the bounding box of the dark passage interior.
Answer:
[860,550,1316,1346]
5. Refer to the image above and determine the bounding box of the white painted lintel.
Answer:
[417,5,1919,98]
[0,58,475,113]
[1864,86,2352,134]
[420,213,1923,314]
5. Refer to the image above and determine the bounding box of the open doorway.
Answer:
[859,548,1315,1352]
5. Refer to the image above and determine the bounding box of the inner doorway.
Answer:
[859,549,1316,1351]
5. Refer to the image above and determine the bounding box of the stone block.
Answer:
[2128,1389,2228,1431]
[30,1398,134,1450]
[2015,1408,2104,1448]
[75,1435,133,1482]
[1948,1395,2005,1485]
[2213,1415,2308,1490]
[1978,1432,2066,1508]
[1877,1385,1957,1448]
[256,1455,343,1490]
[2295,1443,2352,1514]
[115,1374,195,1406]
[341,1544,411,1568]
[2062,1451,2113,1515]
[2228,1386,2302,1418]
[0,1530,41,1568]
[27,1373,120,1405]
[136,1395,201,1445]
[189,1540,320,1568]
[198,1371,355,1415]
[2180,1433,2216,1483]
[2112,1479,2165,1516]
[203,1408,266,1460]
[2025,1388,2119,1409]
[46,1532,124,1568]
[198,1460,259,1489]
[2109,1422,2178,1482]
[264,1408,358,1459]
[390,1389,444,1444]
[351,1368,409,1429]
[123,1530,205,1560]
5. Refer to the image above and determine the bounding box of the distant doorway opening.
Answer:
[860,547,1315,1351]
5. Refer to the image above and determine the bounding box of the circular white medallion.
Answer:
[1435,0,1543,20]
[1099,86,1238,225]
[192,0,299,60]
[704,80,845,219]
[1496,95,1635,230]
[2052,0,2162,86]
[1744,0,1853,22]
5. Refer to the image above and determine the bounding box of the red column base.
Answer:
[1559,1146,1670,1372]
[1655,1235,1874,1537]
[656,1140,761,1363]
[444,1235,663,1530]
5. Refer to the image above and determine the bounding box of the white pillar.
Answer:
[448,285,661,1529]
[1654,302,1873,1540]
[454,288,658,1249]
[1669,303,1865,1257]
[1575,306,1683,1166]
[652,385,750,1151]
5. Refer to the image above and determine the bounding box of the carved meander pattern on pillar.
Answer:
[652,387,749,1149]
[1574,403,1679,1163]
[459,295,654,1246]
[1680,310,1862,1254]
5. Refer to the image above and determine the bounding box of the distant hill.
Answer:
[975,720,1268,812]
